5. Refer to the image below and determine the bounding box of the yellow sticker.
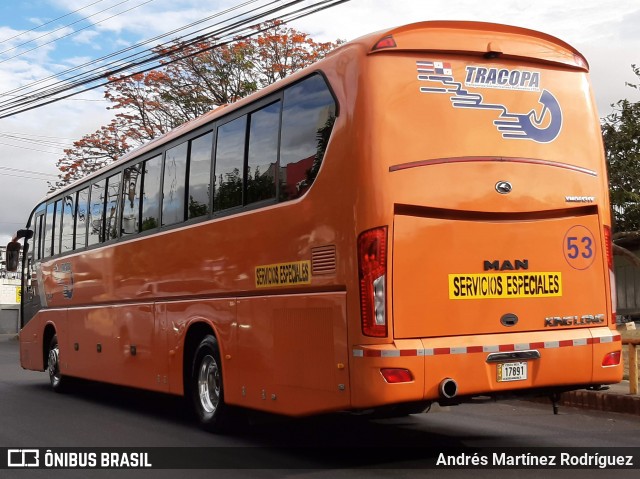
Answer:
[448,272,562,300]
[256,261,311,288]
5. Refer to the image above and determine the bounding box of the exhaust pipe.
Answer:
[439,378,458,399]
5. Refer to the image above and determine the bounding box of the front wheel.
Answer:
[47,334,65,392]
[190,335,229,432]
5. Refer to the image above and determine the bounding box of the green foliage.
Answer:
[188,195,209,219]
[604,65,640,232]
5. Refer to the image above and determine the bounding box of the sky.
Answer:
[0,0,638,245]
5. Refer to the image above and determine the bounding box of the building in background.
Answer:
[0,245,22,334]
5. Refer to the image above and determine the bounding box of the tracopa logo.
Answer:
[8,449,40,467]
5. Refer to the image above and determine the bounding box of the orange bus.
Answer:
[8,21,622,431]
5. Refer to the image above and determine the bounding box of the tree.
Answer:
[603,65,640,265]
[604,64,640,232]
[52,22,341,190]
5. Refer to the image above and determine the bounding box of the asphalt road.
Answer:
[1,336,639,478]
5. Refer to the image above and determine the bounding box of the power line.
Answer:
[0,0,285,107]
[0,137,71,149]
[0,0,108,44]
[0,172,51,181]
[0,0,350,119]
[0,0,266,100]
[0,141,64,155]
[0,0,155,65]
[0,0,133,55]
[0,166,57,177]
[0,130,76,141]
[0,132,74,148]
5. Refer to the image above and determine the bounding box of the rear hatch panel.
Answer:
[393,206,606,339]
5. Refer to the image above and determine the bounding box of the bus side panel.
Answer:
[18,310,67,372]
[231,293,350,416]
[64,304,165,392]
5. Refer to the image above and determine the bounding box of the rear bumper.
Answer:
[349,327,622,409]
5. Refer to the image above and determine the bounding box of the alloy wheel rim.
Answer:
[198,354,220,414]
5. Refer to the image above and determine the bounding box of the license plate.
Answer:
[497,361,528,382]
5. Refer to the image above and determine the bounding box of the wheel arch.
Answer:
[182,320,218,397]
[42,323,56,370]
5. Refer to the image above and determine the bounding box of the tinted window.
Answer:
[33,213,44,260]
[75,187,89,250]
[61,195,75,253]
[247,102,279,204]
[122,164,142,236]
[43,203,54,257]
[141,155,162,231]
[280,75,336,200]
[53,199,63,256]
[188,132,213,219]
[162,143,187,226]
[214,116,246,212]
[88,179,106,246]
[105,173,121,241]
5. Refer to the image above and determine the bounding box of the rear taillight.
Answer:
[604,225,616,324]
[372,35,397,51]
[604,225,613,270]
[358,226,388,337]
[380,368,413,383]
[602,351,621,367]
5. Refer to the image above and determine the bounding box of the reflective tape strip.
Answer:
[352,332,621,357]
[381,350,400,358]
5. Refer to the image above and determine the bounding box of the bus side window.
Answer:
[214,115,247,212]
[42,203,54,258]
[61,194,75,253]
[141,155,163,231]
[33,212,44,261]
[122,164,142,236]
[162,142,188,226]
[247,102,279,205]
[105,172,121,241]
[188,132,213,219]
[279,75,337,201]
[75,187,89,249]
[53,199,63,256]
[88,179,106,246]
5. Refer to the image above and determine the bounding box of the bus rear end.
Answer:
[349,22,621,409]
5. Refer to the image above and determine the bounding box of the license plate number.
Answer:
[497,361,527,382]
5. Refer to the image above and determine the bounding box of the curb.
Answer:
[529,388,640,416]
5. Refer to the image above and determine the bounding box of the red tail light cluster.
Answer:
[372,35,397,51]
[380,368,413,383]
[602,351,621,367]
[603,225,613,270]
[358,226,388,337]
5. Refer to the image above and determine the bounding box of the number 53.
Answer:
[566,236,593,259]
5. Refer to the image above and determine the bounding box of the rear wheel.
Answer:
[190,335,229,432]
[47,334,65,392]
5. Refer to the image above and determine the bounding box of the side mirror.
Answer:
[5,241,21,272]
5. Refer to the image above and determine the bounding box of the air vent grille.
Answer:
[311,245,336,275]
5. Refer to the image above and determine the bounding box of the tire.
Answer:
[189,335,229,432]
[47,334,65,392]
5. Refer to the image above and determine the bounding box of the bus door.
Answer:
[22,205,46,328]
